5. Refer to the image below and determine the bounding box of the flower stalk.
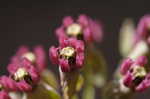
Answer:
[59,68,81,99]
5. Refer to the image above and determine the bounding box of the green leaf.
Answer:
[83,44,107,88]
[76,74,84,92]
[82,84,95,99]
[26,81,61,99]
[102,80,133,99]
[41,69,59,90]
[59,69,84,99]
[72,95,79,99]
[81,45,107,99]
[119,18,135,57]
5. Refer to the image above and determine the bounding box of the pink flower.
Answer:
[0,76,19,91]
[120,56,150,92]
[56,14,103,43]
[7,58,40,91]
[0,77,13,99]
[136,15,150,44]
[10,45,46,72]
[49,38,84,72]
[0,90,10,99]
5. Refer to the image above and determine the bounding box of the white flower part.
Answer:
[42,82,56,93]
[119,19,135,57]
[132,65,146,78]
[60,47,75,59]
[128,41,149,60]
[22,52,36,63]
[22,93,27,99]
[66,23,82,37]
[119,79,130,94]
[14,68,28,81]
[9,92,22,99]
[59,66,66,87]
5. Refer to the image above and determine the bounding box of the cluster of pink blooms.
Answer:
[50,14,103,72]
[0,14,103,99]
[1,14,150,99]
[50,38,84,72]
[135,15,150,44]
[56,14,103,43]
[0,45,46,99]
[120,15,150,92]
[120,56,150,92]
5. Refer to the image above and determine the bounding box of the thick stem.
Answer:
[102,79,134,99]
[59,67,80,99]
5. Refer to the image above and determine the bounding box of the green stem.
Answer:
[59,68,80,99]
[102,80,134,99]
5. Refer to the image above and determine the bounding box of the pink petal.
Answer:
[16,45,29,56]
[89,19,103,42]
[17,81,32,91]
[77,14,89,27]
[74,40,84,52]
[49,46,59,64]
[135,56,147,66]
[0,76,18,91]
[55,26,68,43]
[76,53,84,68]
[120,58,133,75]
[137,15,150,39]
[136,73,150,92]
[34,45,46,72]
[123,72,133,87]
[63,16,74,27]
[59,59,70,72]
[83,27,92,42]
[0,91,10,99]
[7,63,20,74]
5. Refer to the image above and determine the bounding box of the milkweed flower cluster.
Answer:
[0,14,103,99]
[0,90,10,99]
[50,38,84,72]
[136,15,150,44]
[117,15,150,93]
[49,14,105,99]
[56,14,103,43]
[7,58,40,91]
[2,14,150,99]
[10,45,46,72]
[0,59,40,99]
[120,56,150,92]
[0,45,47,99]
[50,14,102,72]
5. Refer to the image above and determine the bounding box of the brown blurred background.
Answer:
[0,0,149,99]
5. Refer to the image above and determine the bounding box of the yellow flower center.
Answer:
[22,52,36,63]
[60,47,75,59]
[13,68,29,81]
[66,23,82,37]
[132,66,146,78]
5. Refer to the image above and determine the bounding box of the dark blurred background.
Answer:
[0,0,149,99]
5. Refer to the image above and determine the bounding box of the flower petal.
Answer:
[120,58,133,75]
[63,16,74,27]
[49,46,59,64]
[34,45,46,72]
[59,59,70,72]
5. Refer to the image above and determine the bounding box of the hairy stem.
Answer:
[59,67,80,99]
